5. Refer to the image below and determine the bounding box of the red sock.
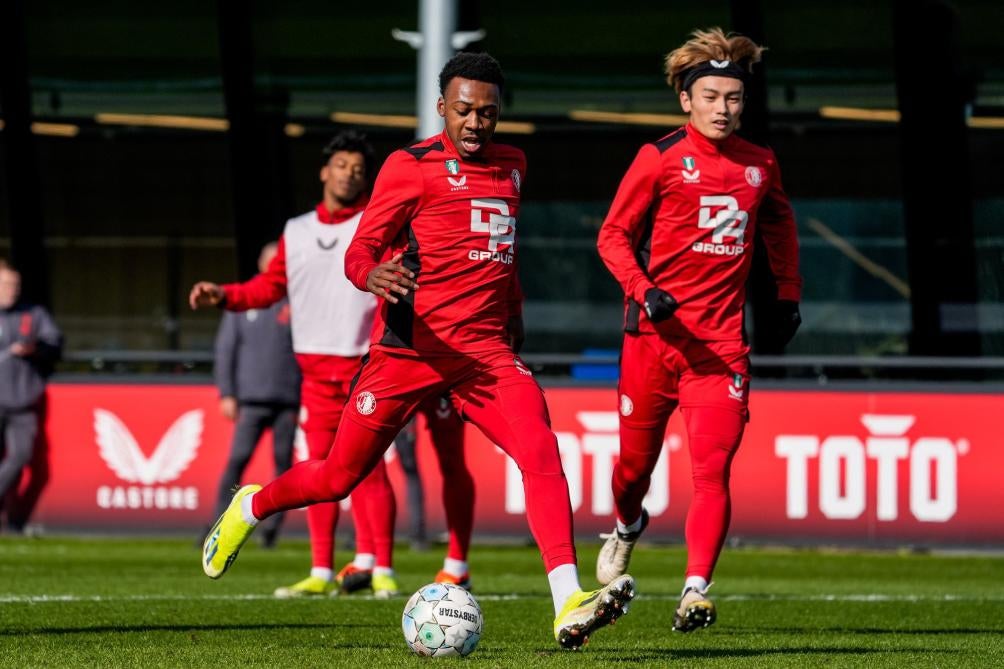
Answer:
[350,485,374,558]
[612,421,667,526]
[426,409,473,561]
[681,406,744,580]
[304,430,338,571]
[353,459,396,569]
[252,417,394,518]
[461,382,575,572]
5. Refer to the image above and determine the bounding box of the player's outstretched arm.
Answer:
[365,252,419,305]
[189,281,224,309]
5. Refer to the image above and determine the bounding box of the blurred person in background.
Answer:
[208,241,300,549]
[596,28,801,632]
[190,130,401,598]
[0,259,62,533]
[391,396,474,589]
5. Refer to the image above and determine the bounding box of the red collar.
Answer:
[685,122,737,154]
[436,130,494,163]
[315,194,369,224]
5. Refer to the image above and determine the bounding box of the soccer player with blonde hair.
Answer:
[596,27,802,632]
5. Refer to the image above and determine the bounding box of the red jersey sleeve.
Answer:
[757,153,802,302]
[221,236,289,310]
[345,151,424,291]
[597,143,662,305]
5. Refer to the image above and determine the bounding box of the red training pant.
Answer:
[613,332,749,581]
[254,347,576,572]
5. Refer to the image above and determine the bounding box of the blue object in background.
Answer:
[570,348,619,381]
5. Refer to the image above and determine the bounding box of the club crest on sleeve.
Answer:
[511,169,521,192]
[620,394,634,417]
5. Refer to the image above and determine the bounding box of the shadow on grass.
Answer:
[521,646,960,661]
[0,622,380,636]
[728,626,1004,636]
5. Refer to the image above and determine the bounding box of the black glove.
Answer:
[774,300,802,347]
[643,288,679,323]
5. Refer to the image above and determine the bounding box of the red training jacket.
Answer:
[597,123,801,341]
[345,131,525,356]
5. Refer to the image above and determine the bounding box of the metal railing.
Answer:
[56,350,1004,385]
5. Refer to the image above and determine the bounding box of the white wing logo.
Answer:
[94,409,203,484]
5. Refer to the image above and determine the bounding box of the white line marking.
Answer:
[0,593,1001,604]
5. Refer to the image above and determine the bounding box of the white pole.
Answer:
[392,0,485,141]
[416,0,455,141]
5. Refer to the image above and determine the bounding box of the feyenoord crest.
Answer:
[511,169,521,192]
[356,391,377,415]
[745,166,763,187]
[445,159,460,175]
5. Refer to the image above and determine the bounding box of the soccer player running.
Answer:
[202,52,635,650]
[190,131,402,598]
[595,28,801,632]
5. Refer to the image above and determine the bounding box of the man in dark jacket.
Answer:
[0,259,62,529]
[210,242,301,548]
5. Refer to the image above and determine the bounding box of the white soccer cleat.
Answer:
[596,509,648,586]
[673,585,716,632]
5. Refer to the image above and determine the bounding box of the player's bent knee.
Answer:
[508,426,563,476]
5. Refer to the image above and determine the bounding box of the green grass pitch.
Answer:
[1,536,1002,667]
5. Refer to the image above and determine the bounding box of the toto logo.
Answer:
[93,409,203,510]
[775,414,966,523]
[503,411,680,517]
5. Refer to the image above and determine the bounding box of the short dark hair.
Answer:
[438,52,505,96]
[322,129,377,182]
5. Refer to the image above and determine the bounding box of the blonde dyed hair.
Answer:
[665,27,765,93]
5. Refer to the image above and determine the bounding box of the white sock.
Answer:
[240,494,259,526]
[684,576,708,593]
[353,553,375,570]
[443,558,468,577]
[374,566,394,577]
[311,567,333,581]
[547,563,581,617]
[616,513,643,535]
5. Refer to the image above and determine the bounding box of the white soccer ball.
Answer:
[401,582,483,657]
